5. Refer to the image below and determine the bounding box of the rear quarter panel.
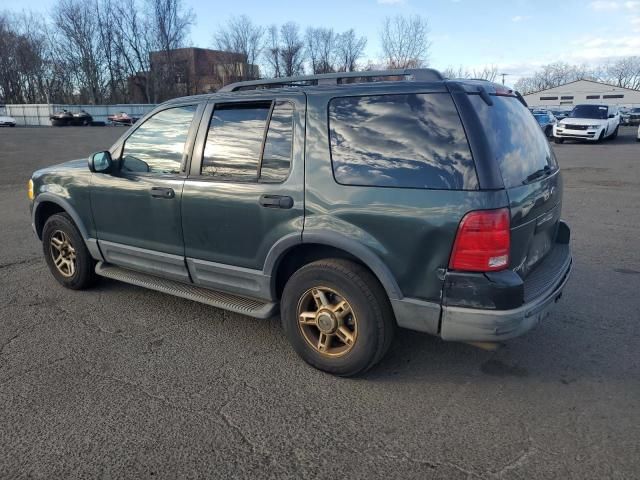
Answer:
[304,90,509,302]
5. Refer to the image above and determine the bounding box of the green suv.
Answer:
[28,69,572,376]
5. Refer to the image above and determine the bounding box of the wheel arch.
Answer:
[267,233,403,302]
[33,194,89,240]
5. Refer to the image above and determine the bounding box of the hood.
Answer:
[559,117,606,126]
[35,158,88,176]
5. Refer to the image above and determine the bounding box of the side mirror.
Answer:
[89,151,113,173]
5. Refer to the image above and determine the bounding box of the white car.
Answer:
[0,115,16,127]
[553,104,620,143]
[637,124,639,142]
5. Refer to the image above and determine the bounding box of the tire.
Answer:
[596,130,605,143]
[42,213,96,290]
[544,126,552,138]
[281,259,396,376]
[554,137,564,144]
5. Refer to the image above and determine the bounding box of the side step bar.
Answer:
[95,262,278,319]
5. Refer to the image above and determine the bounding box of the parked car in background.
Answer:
[554,104,620,143]
[627,107,640,126]
[637,124,640,142]
[0,114,16,127]
[552,110,570,121]
[532,110,557,137]
[50,110,94,126]
[50,110,74,126]
[107,112,138,126]
[28,69,572,376]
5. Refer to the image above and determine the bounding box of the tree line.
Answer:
[514,59,640,95]
[0,4,435,105]
[1,0,195,105]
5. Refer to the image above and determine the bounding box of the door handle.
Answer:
[259,195,293,209]
[150,187,175,199]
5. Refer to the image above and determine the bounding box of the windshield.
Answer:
[569,105,608,119]
[631,108,640,113]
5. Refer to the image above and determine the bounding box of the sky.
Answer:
[4,0,640,85]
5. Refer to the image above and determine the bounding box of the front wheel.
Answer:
[554,137,564,144]
[281,259,396,376]
[610,126,619,140]
[42,213,96,289]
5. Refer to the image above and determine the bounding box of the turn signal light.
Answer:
[27,179,34,201]
[449,208,510,272]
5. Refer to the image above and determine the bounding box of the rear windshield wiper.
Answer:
[522,165,553,185]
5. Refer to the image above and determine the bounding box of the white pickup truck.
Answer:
[553,104,620,143]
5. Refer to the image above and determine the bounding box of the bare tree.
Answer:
[604,56,640,90]
[51,0,108,104]
[264,25,281,78]
[279,22,304,77]
[213,15,264,81]
[442,65,498,82]
[335,29,367,72]
[514,62,595,95]
[380,15,431,69]
[305,27,336,74]
[145,0,194,101]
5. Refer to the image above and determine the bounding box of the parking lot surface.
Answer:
[1,127,639,479]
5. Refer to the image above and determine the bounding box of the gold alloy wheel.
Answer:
[297,286,358,357]
[49,230,77,278]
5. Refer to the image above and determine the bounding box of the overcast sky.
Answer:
[4,0,640,85]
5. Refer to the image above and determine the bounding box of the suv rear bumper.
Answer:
[439,247,572,342]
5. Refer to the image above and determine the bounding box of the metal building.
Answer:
[523,79,640,108]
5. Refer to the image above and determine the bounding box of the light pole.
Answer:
[500,73,510,85]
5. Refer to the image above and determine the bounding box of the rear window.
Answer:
[329,93,477,190]
[469,95,556,188]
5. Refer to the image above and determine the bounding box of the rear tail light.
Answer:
[449,208,510,272]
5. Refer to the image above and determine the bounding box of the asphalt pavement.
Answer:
[0,126,639,479]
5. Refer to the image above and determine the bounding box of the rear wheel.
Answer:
[42,213,96,290]
[281,259,395,376]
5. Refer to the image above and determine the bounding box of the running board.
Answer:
[95,262,278,319]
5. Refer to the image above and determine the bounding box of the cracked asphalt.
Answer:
[1,126,639,479]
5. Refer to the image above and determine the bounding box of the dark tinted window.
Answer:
[260,102,294,183]
[569,105,608,119]
[469,95,555,188]
[202,103,270,179]
[122,105,196,174]
[329,93,477,190]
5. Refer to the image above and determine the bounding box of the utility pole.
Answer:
[500,73,510,85]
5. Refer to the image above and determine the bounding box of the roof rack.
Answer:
[218,68,444,92]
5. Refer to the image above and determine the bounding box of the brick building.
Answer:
[129,47,259,103]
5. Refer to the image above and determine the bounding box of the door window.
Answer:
[201,101,294,182]
[121,105,197,175]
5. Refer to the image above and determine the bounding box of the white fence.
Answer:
[2,104,157,126]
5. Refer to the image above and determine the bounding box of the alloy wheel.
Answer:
[49,230,77,277]
[297,286,358,357]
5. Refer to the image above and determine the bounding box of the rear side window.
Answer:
[202,101,293,182]
[469,95,555,188]
[328,93,477,190]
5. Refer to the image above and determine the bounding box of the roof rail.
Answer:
[218,68,444,92]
